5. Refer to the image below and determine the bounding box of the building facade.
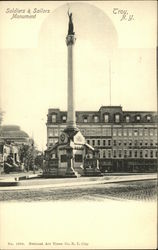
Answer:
[46,106,157,172]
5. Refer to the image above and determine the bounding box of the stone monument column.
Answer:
[43,11,102,178]
[66,12,77,130]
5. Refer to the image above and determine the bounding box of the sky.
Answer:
[0,1,157,150]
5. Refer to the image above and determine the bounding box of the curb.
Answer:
[0,175,156,191]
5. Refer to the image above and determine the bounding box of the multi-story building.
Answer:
[46,106,157,173]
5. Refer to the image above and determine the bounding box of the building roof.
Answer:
[0,125,29,141]
[47,106,157,124]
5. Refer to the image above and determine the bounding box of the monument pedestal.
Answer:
[43,128,102,178]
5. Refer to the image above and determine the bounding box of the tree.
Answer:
[19,142,36,172]
[34,153,44,169]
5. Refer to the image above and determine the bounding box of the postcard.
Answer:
[0,1,157,249]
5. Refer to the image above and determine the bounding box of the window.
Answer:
[102,128,111,136]
[61,155,67,162]
[96,128,101,134]
[104,114,109,123]
[49,129,53,137]
[139,140,143,146]
[113,150,117,158]
[139,129,143,136]
[118,141,121,146]
[83,117,88,123]
[144,128,148,136]
[103,140,106,146]
[92,140,95,146]
[52,114,57,123]
[118,150,122,157]
[108,140,111,146]
[124,150,127,158]
[149,129,154,136]
[144,141,148,146]
[113,129,117,136]
[145,150,148,158]
[103,150,106,158]
[128,129,132,136]
[54,129,58,136]
[123,129,127,136]
[150,150,153,158]
[97,140,100,146]
[129,150,132,157]
[140,151,143,158]
[125,116,130,123]
[124,141,127,146]
[146,115,151,122]
[115,114,120,123]
[129,140,132,146]
[87,139,90,144]
[150,140,153,146]
[94,116,99,123]
[118,129,122,136]
[136,115,141,122]
[134,130,138,136]
[134,140,138,146]
[134,151,137,158]
[108,150,111,158]
[62,116,67,123]
[113,140,116,146]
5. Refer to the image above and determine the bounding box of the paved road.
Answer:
[0,179,157,202]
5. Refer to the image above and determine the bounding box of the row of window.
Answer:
[51,149,157,159]
[113,140,157,147]
[99,149,157,159]
[48,127,157,138]
[113,128,156,137]
[87,139,111,146]
[48,138,157,148]
[86,139,157,147]
[51,114,153,123]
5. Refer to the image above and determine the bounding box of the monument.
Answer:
[43,12,101,177]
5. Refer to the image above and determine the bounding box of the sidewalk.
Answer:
[0,173,157,190]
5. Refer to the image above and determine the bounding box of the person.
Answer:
[4,155,13,173]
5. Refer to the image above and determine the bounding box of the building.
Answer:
[46,106,157,173]
[0,125,30,171]
[0,125,29,145]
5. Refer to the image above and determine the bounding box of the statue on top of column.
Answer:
[67,10,75,35]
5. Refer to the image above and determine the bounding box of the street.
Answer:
[0,179,157,202]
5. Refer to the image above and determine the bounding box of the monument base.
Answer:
[43,127,102,178]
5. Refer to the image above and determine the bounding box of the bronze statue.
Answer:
[68,10,75,35]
